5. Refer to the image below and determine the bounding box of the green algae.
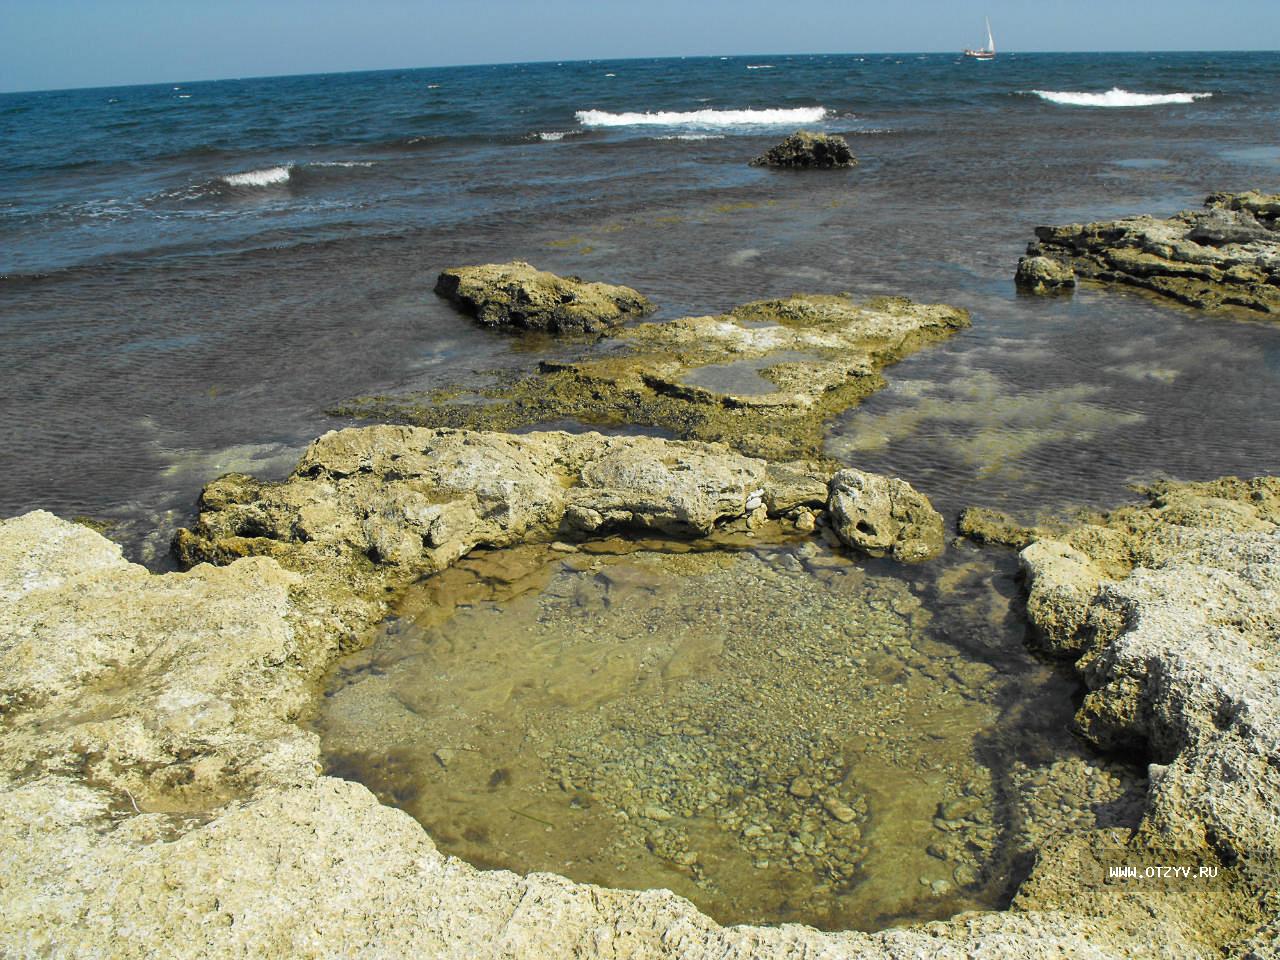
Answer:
[329,294,969,461]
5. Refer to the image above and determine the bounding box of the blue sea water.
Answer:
[2,52,1279,558]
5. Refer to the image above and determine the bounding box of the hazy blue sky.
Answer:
[2,0,1277,93]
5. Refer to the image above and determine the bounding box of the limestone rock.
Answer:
[1022,192,1280,314]
[1018,477,1280,894]
[3,476,1276,956]
[434,260,653,333]
[827,468,944,562]
[1014,255,1076,294]
[750,130,857,169]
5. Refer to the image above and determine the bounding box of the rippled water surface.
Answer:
[3,52,1280,555]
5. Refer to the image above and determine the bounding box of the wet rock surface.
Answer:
[750,130,858,169]
[1014,254,1077,294]
[434,260,654,333]
[1022,191,1280,314]
[334,293,970,460]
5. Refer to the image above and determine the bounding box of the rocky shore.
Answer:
[335,293,970,460]
[1018,191,1280,313]
[3,426,1277,955]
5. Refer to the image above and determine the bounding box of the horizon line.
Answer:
[3,48,1276,96]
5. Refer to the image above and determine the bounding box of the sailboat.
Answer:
[964,18,996,60]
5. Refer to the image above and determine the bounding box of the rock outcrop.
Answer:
[1014,254,1077,294]
[1017,478,1280,930]
[827,468,944,562]
[1021,192,1280,314]
[750,130,857,169]
[7,464,1275,956]
[335,294,970,460]
[434,260,653,333]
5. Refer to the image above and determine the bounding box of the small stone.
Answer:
[822,797,858,823]
[793,509,817,533]
[789,778,814,799]
[433,748,456,768]
[642,805,674,822]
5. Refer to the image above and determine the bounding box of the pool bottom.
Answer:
[312,533,1145,931]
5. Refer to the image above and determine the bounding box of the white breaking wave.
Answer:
[222,165,292,187]
[310,160,375,168]
[654,134,726,141]
[1033,87,1213,107]
[746,64,774,70]
[538,131,568,141]
[575,106,827,128]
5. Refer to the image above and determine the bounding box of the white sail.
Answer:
[985,17,995,53]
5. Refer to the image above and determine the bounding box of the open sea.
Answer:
[3,51,1280,561]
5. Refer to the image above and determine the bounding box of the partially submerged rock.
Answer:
[1022,192,1280,314]
[1014,254,1076,295]
[174,427,833,605]
[827,468,944,562]
[335,294,970,460]
[956,505,1039,549]
[434,260,654,333]
[750,130,857,169]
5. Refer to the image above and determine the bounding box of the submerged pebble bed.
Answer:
[313,533,1145,930]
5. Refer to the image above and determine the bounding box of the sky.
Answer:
[1,0,1278,93]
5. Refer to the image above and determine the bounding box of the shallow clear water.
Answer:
[312,534,1145,931]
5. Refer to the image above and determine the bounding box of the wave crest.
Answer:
[222,165,292,187]
[1033,88,1213,108]
[575,107,827,129]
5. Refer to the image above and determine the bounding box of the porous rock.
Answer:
[3,468,1275,954]
[1022,192,1280,314]
[750,130,857,169]
[827,468,944,562]
[1018,478,1280,929]
[1014,254,1076,294]
[434,260,653,333]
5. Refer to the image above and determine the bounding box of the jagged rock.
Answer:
[1014,255,1076,294]
[826,468,944,562]
[434,260,653,333]
[750,130,857,169]
[1022,192,1280,314]
[1019,477,1280,892]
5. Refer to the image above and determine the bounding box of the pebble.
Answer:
[789,777,814,799]
[642,805,674,822]
[822,797,858,823]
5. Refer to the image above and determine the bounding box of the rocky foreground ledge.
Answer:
[2,450,1277,956]
[1017,191,1280,313]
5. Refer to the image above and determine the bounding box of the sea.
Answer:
[3,51,1280,562]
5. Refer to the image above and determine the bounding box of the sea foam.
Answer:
[222,165,292,187]
[575,107,827,128]
[1033,88,1213,108]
